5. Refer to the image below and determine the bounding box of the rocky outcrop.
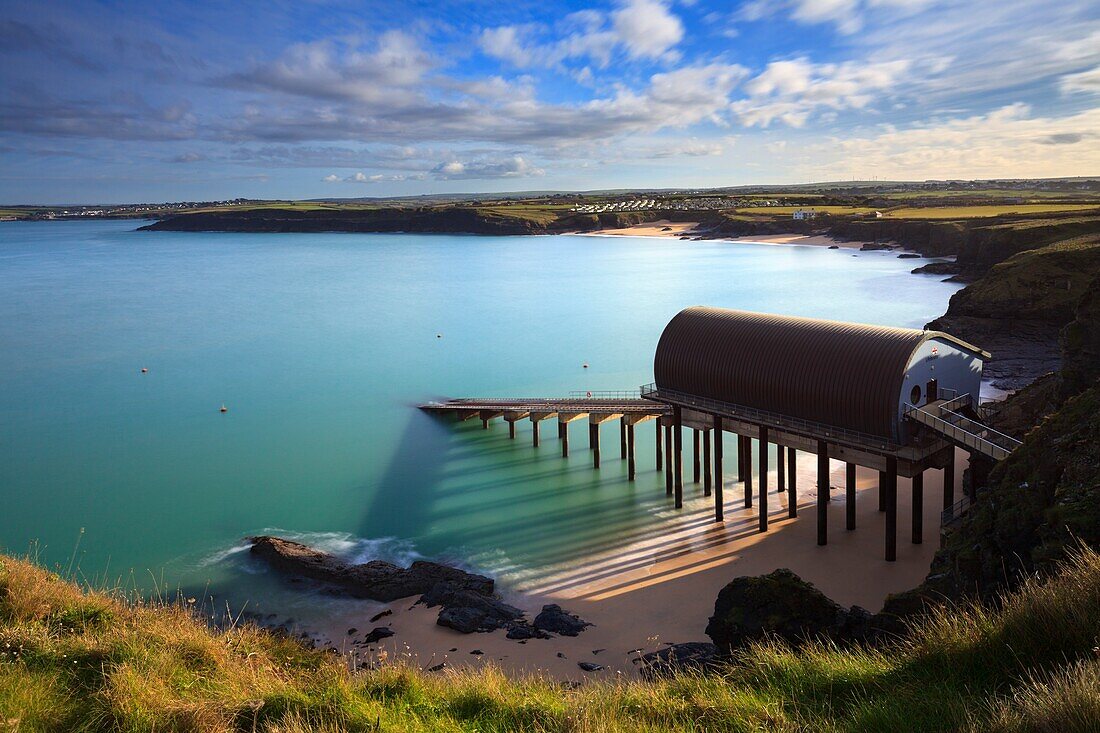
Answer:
[532,604,592,636]
[636,642,721,680]
[418,581,529,635]
[1058,276,1100,400]
[705,569,873,653]
[249,536,493,602]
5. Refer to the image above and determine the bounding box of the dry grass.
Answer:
[1,545,1098,731]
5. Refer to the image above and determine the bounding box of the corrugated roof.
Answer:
[653,307,980,440]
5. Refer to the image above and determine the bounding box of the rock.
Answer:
[533,604,592,636]
[346,628,357,636]
[706,568,855,652]
[424,582,524,634]
[577,662,605,672]
[911,261,959,276]
[828,244,839,249]
[898,252,921,259]
[248,536,494,602]
[557,652,566,659]
[363,627,395,644]
[427,662,448,672]
[591,648,605,655]
[369,609,392,623]
[637,642,721,680]
[470,649,483,655]
[505,622,548,640]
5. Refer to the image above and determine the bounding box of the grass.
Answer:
[881,204,1100,218]
[2,545,1099,731]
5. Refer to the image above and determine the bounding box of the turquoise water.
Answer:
[0,220,961,603]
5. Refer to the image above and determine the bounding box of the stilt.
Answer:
[673,407,683,509]
[885,456,898,562]
[787,447,797,518]
[532,419,540,447]
[777,444,785,494]
[619,418,627,460]
[560,421,569,458]
[737,436,746,482]
[482,418,489,429]
[817,440,828,546]
[713,416,724,522]
[912,471,923,544]
[655,419,663,471]
[758,426,768,532]
[943,449,955,509]
[703,429,712,497]
[591,424,601,469]
[878,470,887,512]
[508,421,516,439]
[845,463,856,530]
[558,421,565,440]
[692,430,700,484]
[664,423,673,496]
[744,436,753,509]
[627,423,636,481]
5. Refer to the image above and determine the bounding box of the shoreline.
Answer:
[281,449,962,681]
[572,220,871,250]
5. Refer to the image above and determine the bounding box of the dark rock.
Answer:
[248,536,493,602]
[437,606,486,634]
[706,568,857,652]
[897,252,921,258]
[427,662,448,672]
[363,627,395,644]
[577,662,605,672]
[346,628,357,636]
[591,648,605,655]
[637,642,721,680]
[533,604,592,637]
[828,244,839,249]
[556,652,566,658]
[911,261,959,276]
[369,609,392,623]
[470,649,483,655]
[505,622,548,640]
[421,582,524,634]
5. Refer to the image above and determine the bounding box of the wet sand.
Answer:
[727,233,864,249]
[578,220,701,237]
[308,450,965,681]
[576,222,869,250]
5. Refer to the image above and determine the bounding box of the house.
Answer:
[792,208,816,220]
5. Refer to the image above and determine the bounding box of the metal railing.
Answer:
[903,401,1019,460]
[567,390,641,400]
[939,406,1021,452]
[640,383,901,452]
[941,495,971,526]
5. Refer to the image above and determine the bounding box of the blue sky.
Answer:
[1,0,1098,203]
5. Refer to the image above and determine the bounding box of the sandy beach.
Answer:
[576,221,868,249]
[305,449,964,682]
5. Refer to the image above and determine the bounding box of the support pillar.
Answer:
[713,416,724,522]
[943,450,955,509]
[703,429,712,497]
[627,423,636,481]
[737,436,746,482]
[482,418,489,429]
[532,419,540,447]
[655,419,663,471]
[560,421,569,458]
[619,418,627,460]
[744,436,753,509]
[912,471,923,545]
[509,421,516,439]
[885,456,898,562]
[777,445,785,494]
[845,463,856,530]
[673,406,683,509]
[664,423,673,496]
[817,440,829,546]
[591,424,601,469]
[787,448,797,518]
[878,470,887,512]
[758,426,769,532]
[692,430,701,484]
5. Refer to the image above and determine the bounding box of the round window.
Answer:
[910,385,922,405]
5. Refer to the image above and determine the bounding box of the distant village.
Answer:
[570,196,782,214]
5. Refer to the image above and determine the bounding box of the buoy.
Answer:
[219,404,228,413]
[140,367,148,373]
[582,363,589,369]
[436,333,442,339]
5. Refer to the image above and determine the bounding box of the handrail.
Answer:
[903,402,1017,460]
[939,406,1021,450]
[641,383,901,452]
[567,390,641,399]
[941,495,971,526]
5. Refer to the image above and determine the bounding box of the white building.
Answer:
[792,208,816,220]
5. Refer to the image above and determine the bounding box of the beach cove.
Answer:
[0,219,963,678]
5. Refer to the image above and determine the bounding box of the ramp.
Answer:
[904,395,1021,461]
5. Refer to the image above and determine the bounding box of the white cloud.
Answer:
[479,0,683,70]
[1061,65,1100,95]
[431,155,544,180]
[734,58,909,127]
[322,173,339,182]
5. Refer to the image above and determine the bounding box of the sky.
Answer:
[1,0,1099,204]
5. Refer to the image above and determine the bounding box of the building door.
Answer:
[926,379,938,403]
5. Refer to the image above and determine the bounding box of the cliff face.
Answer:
[926,234,1100,389]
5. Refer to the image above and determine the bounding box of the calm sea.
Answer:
[0,220,962,609]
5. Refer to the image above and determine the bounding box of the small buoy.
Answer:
[436,333,442,339]
[219,404,228,413]
[582,363,589,369]
[140,367,148,373]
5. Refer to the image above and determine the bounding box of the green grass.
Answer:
[882,204,1100,218]
[2,544,1098,731]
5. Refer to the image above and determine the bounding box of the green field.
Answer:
[883,204,1100,219]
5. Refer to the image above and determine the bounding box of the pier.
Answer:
[421,308,1021,562]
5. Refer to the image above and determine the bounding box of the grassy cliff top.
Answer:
[2,543,1099,731]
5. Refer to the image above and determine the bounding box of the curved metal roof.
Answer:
[653,307,983,440]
